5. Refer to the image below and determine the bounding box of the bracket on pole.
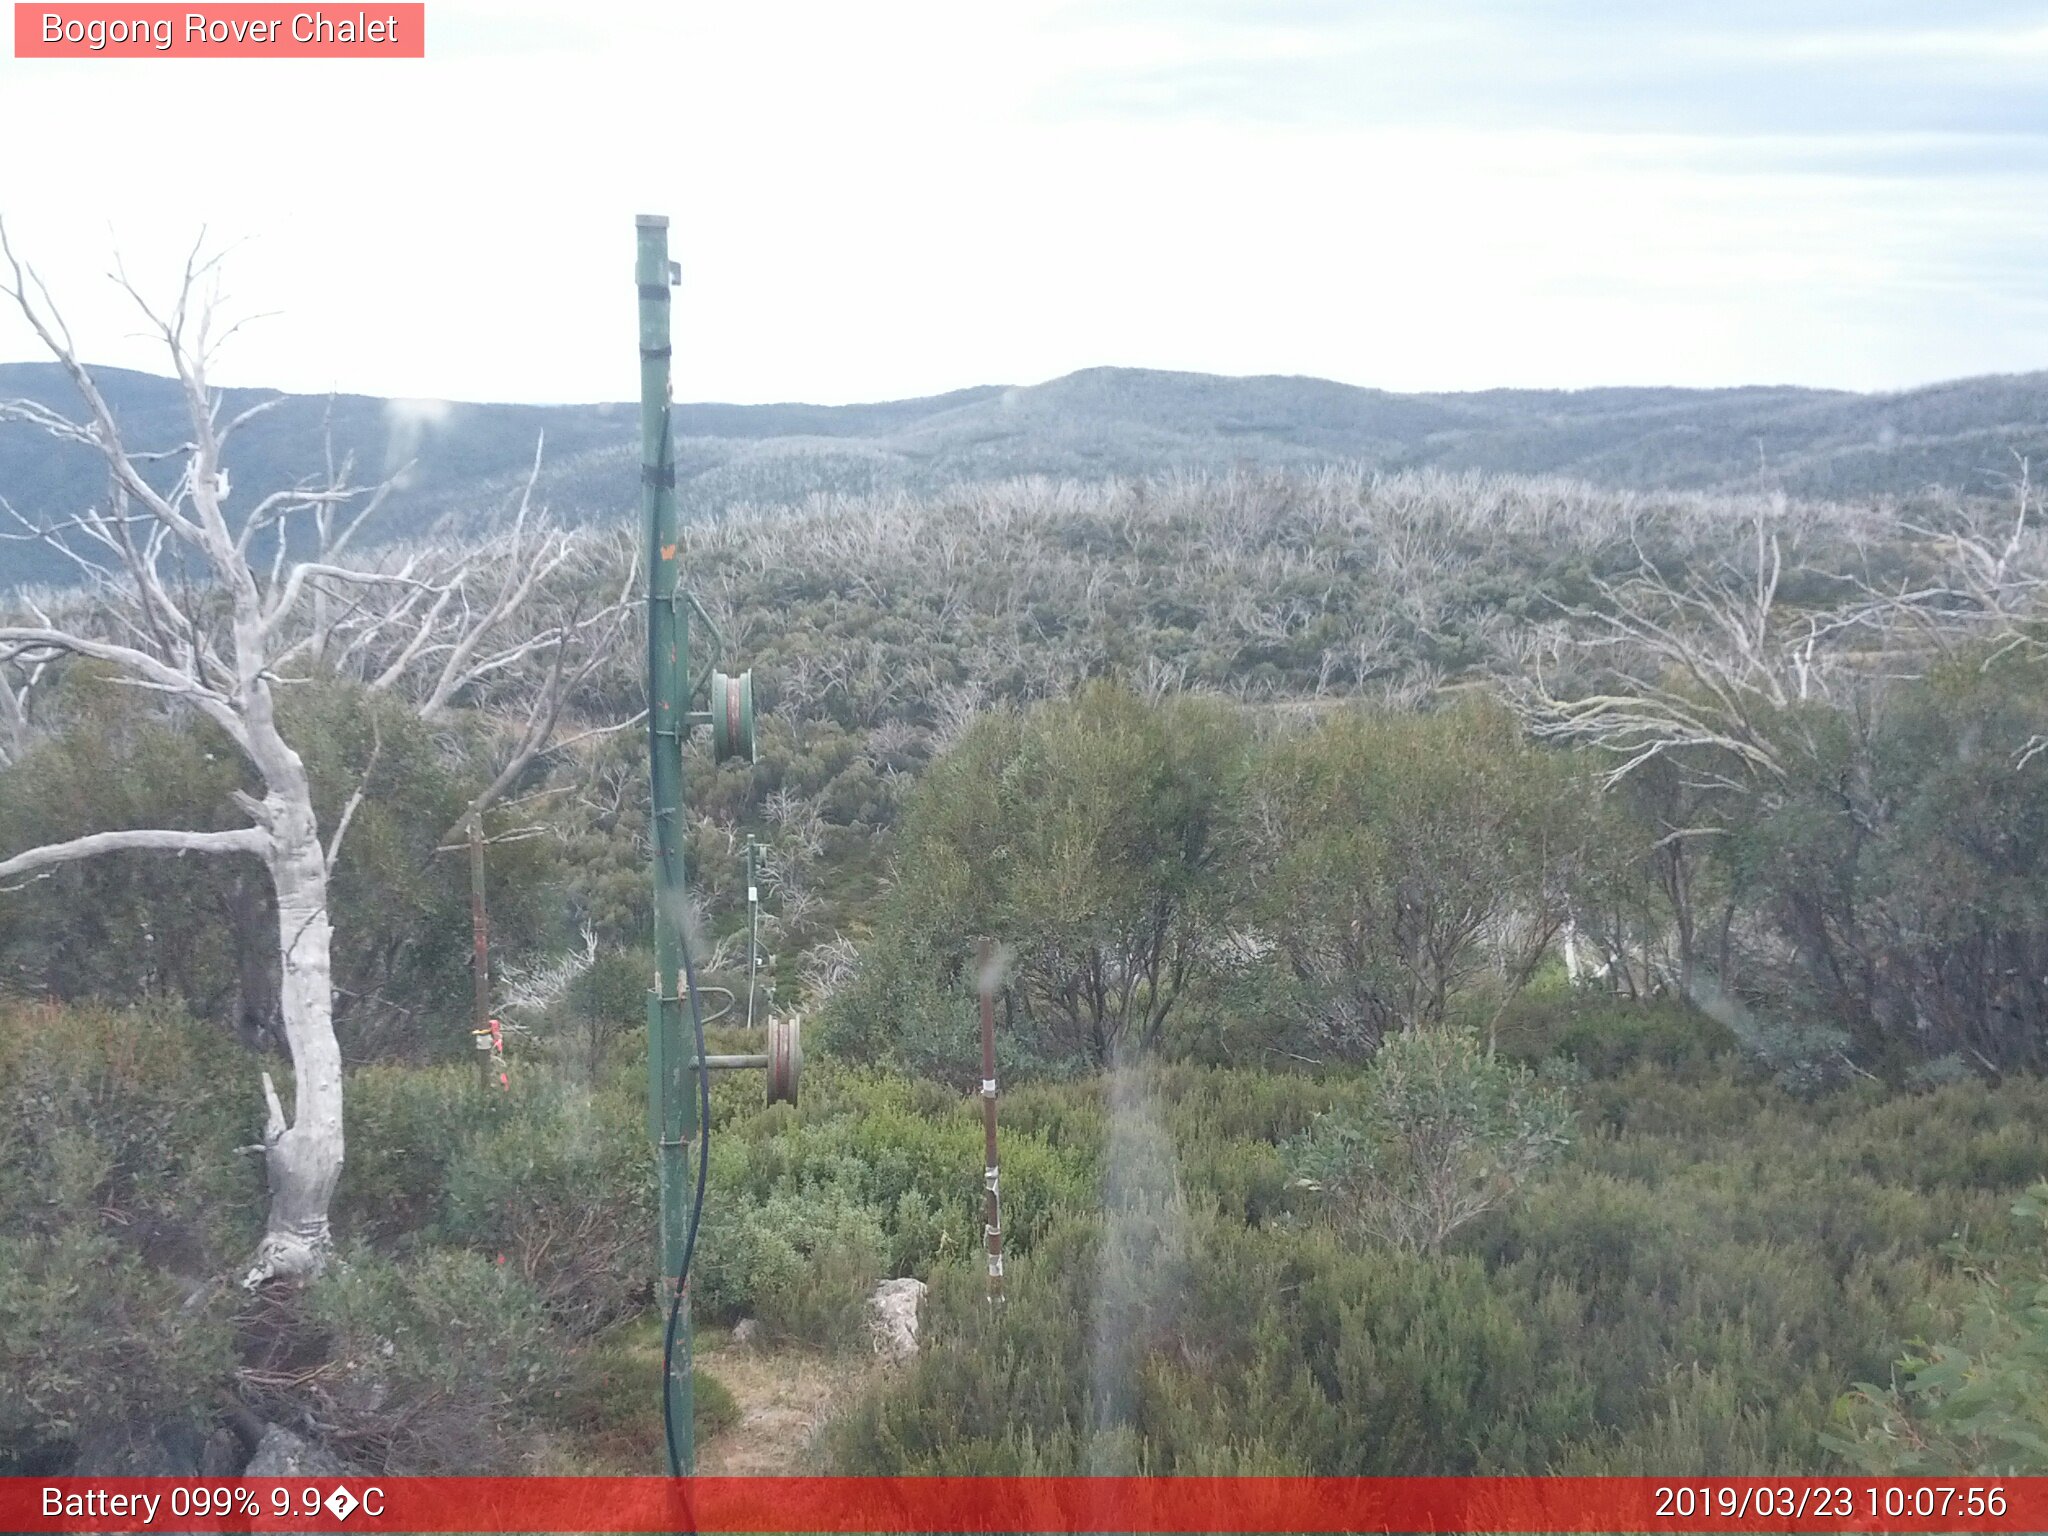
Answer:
[698,1014,802,1104]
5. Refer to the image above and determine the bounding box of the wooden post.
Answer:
[978,937,1004,1304]
[468,812,493,1093]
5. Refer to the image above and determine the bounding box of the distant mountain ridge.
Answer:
[2,360,2043,588]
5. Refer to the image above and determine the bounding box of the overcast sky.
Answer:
[1,1,2043,404]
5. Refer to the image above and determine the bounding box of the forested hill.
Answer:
[3,359,2045,587]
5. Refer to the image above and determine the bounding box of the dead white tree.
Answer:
[1852,460,2048,672]
[1517,491,2047,792]
[0,630,47,766]
[1512,515,1840,792]
[0,226,629,1284]
[1507,496,2048,1001]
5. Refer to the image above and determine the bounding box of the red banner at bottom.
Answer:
[5,1476,2040,1533]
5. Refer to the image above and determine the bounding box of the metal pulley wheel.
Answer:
[765,1013,802,1105]
[710,669,756,764]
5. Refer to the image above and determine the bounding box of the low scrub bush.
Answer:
[827,1056,2040,1476]
[0,998,261,1260]
[297,1245,570,1473]
[441,1079,653,1335]
[695,1186,887,1345]
[1827,1185,2048,1475]
[0,1001,248,1472]
[0,1230,235,1464]
[1286,1026,1575,1253]
[1494,993,1732,1078]
[336,1062,479,1240]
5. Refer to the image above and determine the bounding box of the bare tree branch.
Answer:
[0,824,266,883]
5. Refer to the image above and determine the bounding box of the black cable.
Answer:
[660,921,713,1479]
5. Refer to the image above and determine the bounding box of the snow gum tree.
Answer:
[0,226,628,1283]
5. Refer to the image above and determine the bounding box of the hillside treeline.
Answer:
[9,361,2048,590]
[838,663,2048,1086]
[4,466,2046,1475]
[10,466,2040,1079]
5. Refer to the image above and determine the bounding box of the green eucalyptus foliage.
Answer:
[280,684,560,1060]
[0,673,563,1059]
[839,691,1612,1076]
[1727,652,2048,1076]
[1246,700,1599,1053]
[0,665,246,1017]
[563,946,650,1078]
[831,682,1251,1077]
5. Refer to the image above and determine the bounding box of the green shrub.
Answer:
[440,1079,653,1335]
[0,1000,249,1471]
[335,1062,478,1240]
[0,998,261,1257]
[831,684,1251,1077]
[562,947,652,1078]
[1827,1185,2048,1475]
[706,1062,1097,1280]
[1286,1026,1575,1253]
[696,1187,887,1346]
[298,1245,570,1473]
[337,1063,656,1334]
[1728,655,2048,1073]
[826,1053,2046,1478]
[0,1229,235,1460]
[0,678,245,1018]
[1494,993,1732,1078]
[1244,700,1596,1053]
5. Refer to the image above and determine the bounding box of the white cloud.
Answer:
[1695,24,2048,62]
[0,2,2040,403]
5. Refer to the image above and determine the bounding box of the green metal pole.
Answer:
[637,212,695,1474]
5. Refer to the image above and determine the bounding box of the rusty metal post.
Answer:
[468,812,492,1093]
[978,937,1005,1304]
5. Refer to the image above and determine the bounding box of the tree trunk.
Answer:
[243,791,345,1287]
[1661,841,1696,999]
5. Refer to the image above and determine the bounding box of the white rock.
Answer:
[867,1277,926,1362]
[243,1425,348,1478]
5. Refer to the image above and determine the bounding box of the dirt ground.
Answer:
[693,1340,879,1474]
